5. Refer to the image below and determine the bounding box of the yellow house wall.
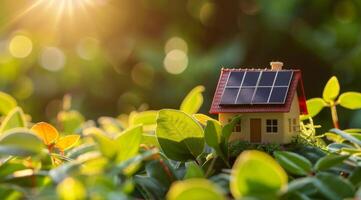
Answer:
[218,94,300,144]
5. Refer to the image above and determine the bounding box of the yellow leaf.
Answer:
[192,113,214,125]
[55,135,80,151]
[31,122,59,145]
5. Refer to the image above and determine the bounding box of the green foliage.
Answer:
[314,154,349,171]
[115,125,142,162]
[57,177,86,200]
[0,92,17,116]
[167,179,224,200]
[229,140,281,157]
[156,109,204,161]
[303,98,327,118]
[87,125,142,162]
[314,173,354,200]
[274,151,312,176]
[0,128,43,156]
[0,107,26,133]
[230,150,287,199]
[204,120,228,165]
[302,76,361,130]
[322,76,340,102]
[338,92,361,110]
[1,85,361,199]
[180,86,205,115]
[184,162,204,179]
[57,110,85,134]
[129,110,158,126]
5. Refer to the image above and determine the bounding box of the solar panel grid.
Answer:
[219,70,293,105]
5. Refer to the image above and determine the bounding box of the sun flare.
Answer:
[8,0,101,31]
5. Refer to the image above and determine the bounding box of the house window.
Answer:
[266,119,278,133]
[288,118,292,132]
[292,118,299,132]
[228,119,241,132]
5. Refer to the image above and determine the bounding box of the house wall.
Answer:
[282,93,300,143]
[218,94,300,144]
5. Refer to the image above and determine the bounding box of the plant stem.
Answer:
[330,104,340,129]
[159,159,174,181]
[47,145,55,166]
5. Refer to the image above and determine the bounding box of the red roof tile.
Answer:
[209,68,308,115]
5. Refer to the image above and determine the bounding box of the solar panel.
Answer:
[269,87,288,103]
[242,71,260,86]
[253,87,272,103]
[226,72,244,86]
[259,72,276,86]
[220,88,239,104]
[275,71,293,86]
[236,88,255,104]
[220,70,293,105]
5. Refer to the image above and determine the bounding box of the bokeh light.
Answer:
[199,2,216,26]
[164,37,188,54]
[9,35,33,58]
[163,49,188,75]
[76,37,100,60]
[40,47,66,71]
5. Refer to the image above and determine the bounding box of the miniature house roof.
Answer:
[209,65,308,115]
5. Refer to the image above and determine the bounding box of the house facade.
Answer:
[209,62,308,144]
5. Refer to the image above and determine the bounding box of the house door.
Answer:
[250,118,262,143]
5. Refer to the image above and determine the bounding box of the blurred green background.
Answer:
[0,0,360,130]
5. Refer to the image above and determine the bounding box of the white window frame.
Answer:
[266,119,278,133]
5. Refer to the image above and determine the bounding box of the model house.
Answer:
[209,62,308,143]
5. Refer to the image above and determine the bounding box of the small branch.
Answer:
[330,104,340,129]
[47,145,55,166]
[205,157,217,177]
[159,159,175,182]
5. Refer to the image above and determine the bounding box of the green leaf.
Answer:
[0,107,26,133]
[145,160,175,188]
[205,120,222,148]
[344,128,361,133]
[129,110,158,126]
[222,116,240,140]
[323,76,340,102]
[57,177,86,200]
[327,143,354,153]
[86,127,117,159]
[0,128,43,156]
[204,120,228,165]
[314,173,354,200]
[115,125,142,162]
[274,151,312,176]
[330,128,361,146]
[230,150,287,199]
[192,114,214,126]
[349,167,361,187]
[324,132,345,143]
[156,109,204,161]
[180,86,205,114]
[219,116,240,160]
[57,110,84,134]
[286,177,315,194]
[305,98,327,118]
[0,92,17,115]
[141,133,159,147]
[338,92,361,110]
[167,178,224,200]
[314,154,349,171]
[184,162,204,179]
